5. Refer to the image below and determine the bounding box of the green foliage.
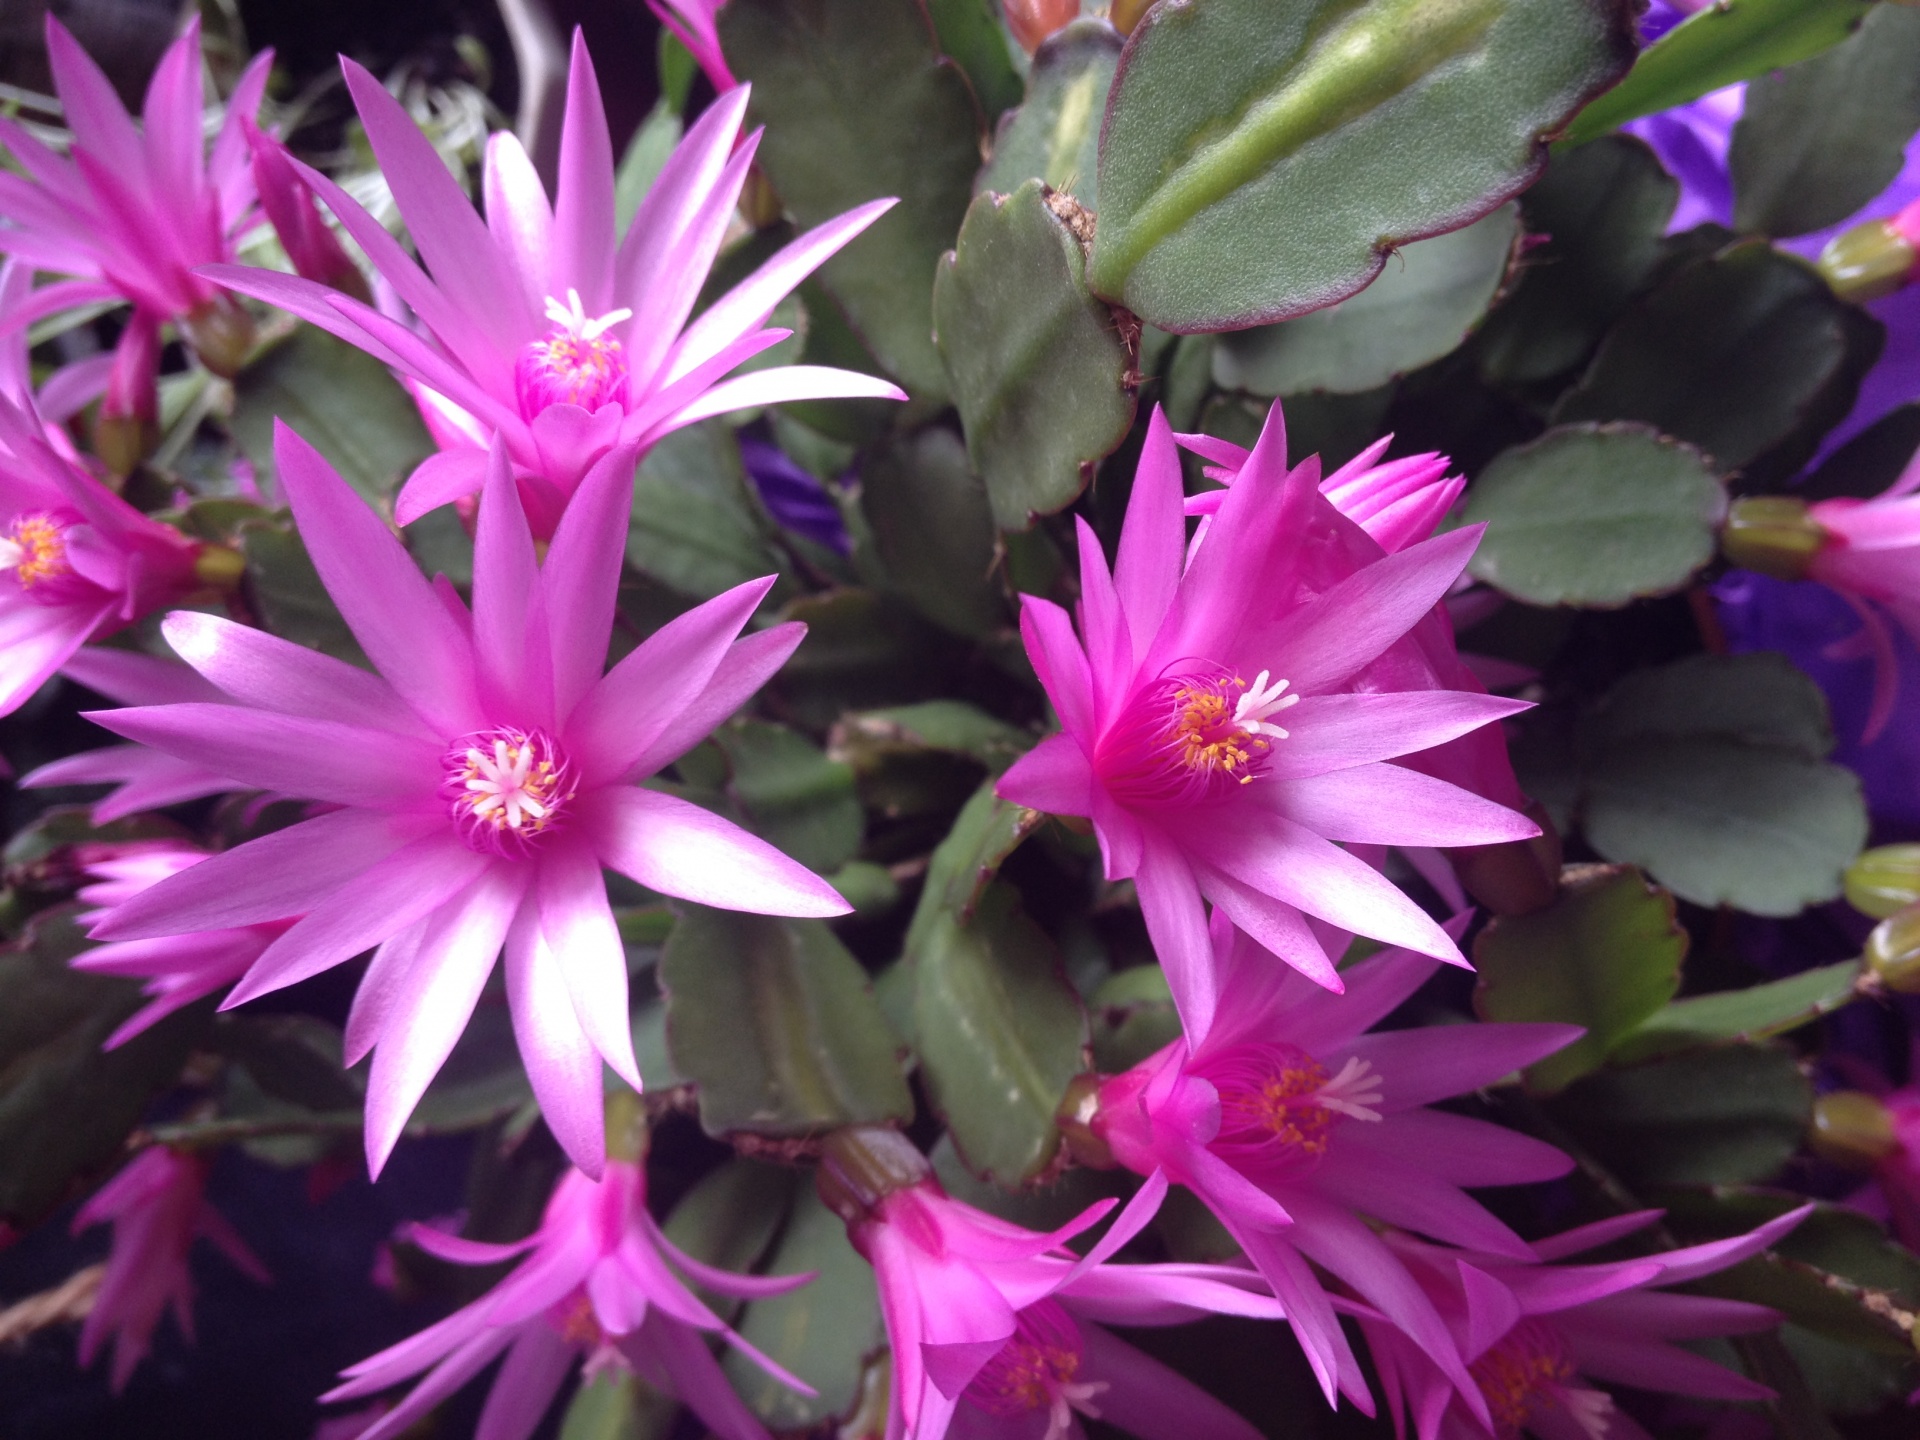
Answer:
[714,720,864,874]
[628,422,786,603]
[1613,959,1863,1063]
[1463,423,1728,607]
[860,427,1008,635]
[1089,0,1635,329]
[977,20,1122,208]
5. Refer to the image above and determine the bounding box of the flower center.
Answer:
[1197,1040,1383,1179]
[514,288,633,419]
[1,511,75,597]
[1097,666,1298,808]
[441,727,576,856]
[1469,1318,1613,1440]
[964,1302,1108,1440]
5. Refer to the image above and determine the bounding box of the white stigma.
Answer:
[1315,1056,1385,1123]
[1045,1380,1109,1440]
[1557,1384,1616,1440]
[1233,669,1301,739]
[543,287,633,341]
[462,737,553,831]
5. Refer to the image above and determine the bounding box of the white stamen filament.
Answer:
[1555,1384,1616,1440]
[1234,669,1301,739]
[1315,1056,1385,1122]
[0,534,21,572]
[1044,1380,1109,1440]
[543,287,634,341]
[463,738,551,831]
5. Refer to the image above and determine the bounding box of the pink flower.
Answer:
[243,119,364,295]
[0,17,271,375]
[325,1158,809,1440]
[1087,914,1579,1415]
[23,647,238,821]
[994,402,1537,1034]
[83,424,849,1176]
[206,33,902,536]
[1354,1205,1812,1440]
[0,390,199,717]
[69,843,283,1046]
[819,1129,1283,1440]
[71,1146,268,1391]
[650,0,737,93]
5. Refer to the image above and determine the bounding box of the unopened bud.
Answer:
[192,543,247,591]
[1846,845,1920,919]
[95,308,160,476]
[738,166,784,230]
[246,120,372,303]
[816,1126,932,1226]
[1809,1090,1898,1169]
[1866,905,1920,993]
[604,1089,649,1163]
[1005,0,1080,52]
[1449,799,1562,917]
[1056,1072,1115,1169]
[179,296,257,379]
[1819,217,1917,304]
[1111,0,1156,36]
[1721,496,1827,582]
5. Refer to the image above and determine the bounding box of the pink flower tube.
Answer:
[1084,915,1576,1414]
[327,1158,811,1440]
[206,31,904,535]
[83,424,849,1177]
[650,0,737,92]
[995,401,1537,1034]
[72,1146,268,1391]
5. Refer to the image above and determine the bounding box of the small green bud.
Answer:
[179,296,257,379]
[817,1126,931,1226]
[192,543,247,591]
[1056,1072,1116,1169]
[1721,496,1827,582]
[1846,844,1920,919]
[1809,1090,1898,1169]
[1818,218,1917,304]
[604,1089,648,1163]
[92,413,156,478]
[1866,904,1920,993]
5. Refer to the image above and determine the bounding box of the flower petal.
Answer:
[505,901,606,1177]
[538,833,642,1088]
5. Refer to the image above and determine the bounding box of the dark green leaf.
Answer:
[558,1372,677,1440]
[1562,0,1875,146]
[715,721,863,874]
[1731,5,1920,238]
[1473,136,1678,385]
[212,1014,363,1114]
[1553,240,1882,473]
[860,427,1009,637]
[1612,959,1863,1064]
[832,701,1034,773]
[978,20,1122,207]
[1576,654,1868,915]
[933,181,1136,531]
[913,782,1046,937]
[1088,964,1183,1073]
[1213,204,1519,396]
[661,908,912,1137]
[1462,423,1727,607]
[237,517,366,664]
[1472,864,1686,1094]
[770,589,969,730]
[228,327,433,503]
[0,909,207,1226]
[723,1186,882,1427]
[627,422,785,602]
[931,1132,1131,1231]
[1548,1043,1810,1186]
[720,0,981,401]
[1088,0,1635,330]
[928,0,1025,121]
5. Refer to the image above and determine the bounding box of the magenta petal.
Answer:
[396,447,494,524]
[582,787,850,918]
[994,732,1094,819]
[538,834,641,1089]
[0,598,101,716]
[224,834,491,1007]
[363,865,526,1176]
[626,1308,776,1440]
[625,624,806,779]
[1018,597,1096,741]
[651,364,906,433]
[1262,691,1531,780]
[44,16,144,184]
[505,903,606,1177]
[90,808,431,940]
[542,443,637,723]
[1340,1024,1583,1112]
[471,440,555,724]
[473,1323,576,1440]
[344,1330,518,1440]
[1114,409,1186,646]
[482,131,554,312]
[1132,833,1216,1036]
[1264,764,1540,848]
[552,32,616,313]
[275,422,483,734]
[1569,1328,1775,1402]
[160,611,427,735]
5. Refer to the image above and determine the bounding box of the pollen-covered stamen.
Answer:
[964,1302,1108,1440]
[1198,1041,1384,1177]
[441,726,576,856]
[2,511,74,594]
[1096,664,1304,808]
[1470,1319,1612,1440]
[514,287,635,419]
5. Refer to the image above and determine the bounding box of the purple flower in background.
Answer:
[1355,1206,1810,1440]
[71,1146,269,1392]
[84,425,848,1177]
[738,434,850,554]
[0,17,271,377]
[326,1158,811,1440]
[207,32,901,537]
[1089,913,1577,1415]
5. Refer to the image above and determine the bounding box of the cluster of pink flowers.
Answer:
[0,17,1816,1440]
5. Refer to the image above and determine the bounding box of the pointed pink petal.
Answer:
[505,902,606,1176]
[471,440,555,724]
[994,732,1093,818]
[552,32,616,312]
[1262,691,1530,780]
[625,623,807,778]
[0,598,99,715]
[275,422,483,734]
[1114,409,1186,647]
[475,1323,576,1440]
[1340,1024,1583,1112]
[1261,764,1539,848]
[342,1330,517,1440]
[482,131,554,314]
[538,834,641,1088]
[363,865,527,1175]
[1569,1329,1774,1401]
[582,786,849,917]
[1196,867,1340,1000]
[403,1223,537,1267]
[1530,1211,1665,1262]
[1134,833,1215,1036]
[160,611,427,734]
[542,442,636,722]
[629,1309,777,1440]
[395,447,493,525]
[142,20,205,218]
[1017,597,1095,741]
[647,364,905,434]
[45,16,144,181]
